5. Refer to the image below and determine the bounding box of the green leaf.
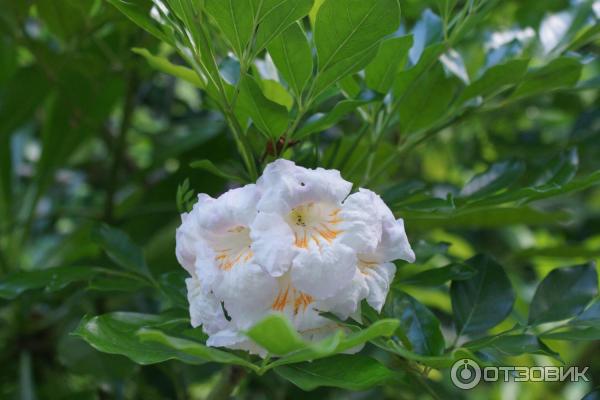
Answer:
[397,63,459,134]
[466,334,559,358]
[73,312,200,365]
[457,58,530,104]
[246,313,307,355]
[295,99,372,138]
[137,328,259,370]
[267,22,313,98]
[399,263,477,287]
[460,160,525,199]
[528,262,598,325]
[132,48,204,88]
[365,35,413,93]
[383,290,445,356]
[92,224,152,279]
[0,266,97,300]
[274,354,392,391]
[393,42,445,98]
[158,271,188,309]
[510,57,583,100]
[204,0,254,58]
[261,80,294,110]
[381,340,478,368]
[313,0,401,96]
[237,74,289,138]
[535,148,578,186]
[572,298,600,327]
[255,0,314,52]
[403,206,570,229]
[451,254,515,336]
[246,314,398,368]
[465,171,600,208]
[107,0,173,45]
[541,327,600,341]
[189,159,246,183]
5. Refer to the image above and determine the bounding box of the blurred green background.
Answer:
[0,0,599,399]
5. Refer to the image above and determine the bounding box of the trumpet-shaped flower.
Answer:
[176,159,415,355]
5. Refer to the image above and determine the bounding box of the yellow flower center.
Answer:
[213,226,253,270]
[287,202,343,249]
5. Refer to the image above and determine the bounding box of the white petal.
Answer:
[196,185,260,231]
[193,240,220,292]
[379,218,415,263]
[250,212,296,276]
[257,159,352,214]
[175,206,203,276]
[291,243,357,299]
[362,262,396,312]
[339,189,383,254]
[215,263,279,329]
[317,270,369,319]
[185,277,229,335]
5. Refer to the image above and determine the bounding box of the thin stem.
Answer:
[206,366,246,400]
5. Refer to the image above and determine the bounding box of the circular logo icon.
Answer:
[451,358,481,390]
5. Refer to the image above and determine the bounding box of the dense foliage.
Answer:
[1,0,600,399]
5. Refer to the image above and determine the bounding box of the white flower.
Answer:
[176,159,415,356]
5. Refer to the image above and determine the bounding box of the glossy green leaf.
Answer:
[137,328,259,370]
[312,0,401,96]
[392,42,445,105]
[466,170,600,208]
[535,148,578,186]
[267,22,313,97]
[204,0,254,58]
[245,313,307,355]
[261,80,294,110]
[397,63,459,134]
[275,354,392,391]
[380,340,478,368]
[466,334,559,358]
[399,263,477,287]
[571,298,600,327]
[247,314,398,368]
[295,99,371,138]
[107,0,173,45]
[528,262,598,325]
[459,160,525,199]
[541,327,600,341]
[237,74,289,138]
[451,254,515,336]
[255,0,314,52]
[0,266,97,300]
[457,58,530,104]
[73,313,200,365]
[510,57,583,100]
[365,35,413,93]
[132,48,204,88]
[383,290,445,356]
[403,206,570,229]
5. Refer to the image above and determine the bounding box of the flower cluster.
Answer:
[176,159,415,355]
